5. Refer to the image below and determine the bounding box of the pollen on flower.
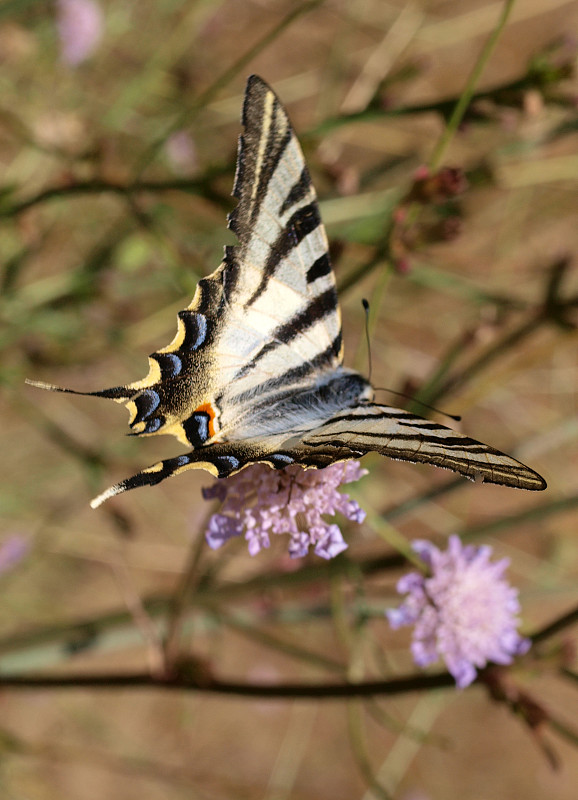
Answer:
[386,535,530,688]
[202,461,367,559]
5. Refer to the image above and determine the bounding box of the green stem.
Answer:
[462,494,578,543]
[413,311,541,409]
[311,67,568,138]
[336,239,392,296]
[560,668,578,686]
[214,607,346,674]
[428,0,517,169]
[334,0,517,297]
[3,490,578,670]
[347,702,393,799]
[162,523,210,670]
[382,477,466,521]
[547,715,578,748]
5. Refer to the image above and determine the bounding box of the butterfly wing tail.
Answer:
[88,441,295,508]
[25,378,131,400]
[90,452,237,508]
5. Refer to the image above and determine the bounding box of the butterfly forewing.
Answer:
[122,76,343,444]
[214,76,343,422]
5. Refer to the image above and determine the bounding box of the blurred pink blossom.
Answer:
[57,0,103,66]
[165,131,198,174]
[0,536,30,574]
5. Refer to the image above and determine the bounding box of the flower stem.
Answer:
[162,520,211,671]
[347,702,393,799]
[428,0,517,170]
[531,604,578,645]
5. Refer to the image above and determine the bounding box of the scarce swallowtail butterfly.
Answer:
[28,75,546,507]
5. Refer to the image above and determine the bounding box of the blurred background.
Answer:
[1,0,578,797]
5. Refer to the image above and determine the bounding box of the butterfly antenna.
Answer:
[358,300,459,422]
[362,298,372,383]
[372,385,462,422]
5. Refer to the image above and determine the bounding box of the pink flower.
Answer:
[57,0,103,66]
[0,536,29,574]
[387,536,530,688]
[165,131,198,174]
[203,462,367,559]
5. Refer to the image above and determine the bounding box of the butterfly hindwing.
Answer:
[90,397,545,507]
[298,403,547,491]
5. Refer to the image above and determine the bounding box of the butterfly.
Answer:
[28,75,546,508]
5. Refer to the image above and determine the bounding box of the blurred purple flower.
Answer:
[0,536,30,574]
[203,461,367,559]
[165,131,198,174]
[387,535,530,688]
[57,0,103,66]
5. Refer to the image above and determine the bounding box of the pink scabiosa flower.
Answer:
[165,131,198,174]
[56,0,103,66]
[203,462,367,559]
[387,535,530,688]
[0,535,29,574]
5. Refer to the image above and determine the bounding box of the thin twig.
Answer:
[531,604,578,645]
[428,0,517,170]
[0,670,456,697]
[337,0,517,297]
[0,172,231,219]
[110,560,165,675]
[347,701,393,799]
[461,494,578,542]
[3,487,578,670]
[162,524,210,671]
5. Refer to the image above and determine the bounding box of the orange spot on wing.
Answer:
[196,402,217,439]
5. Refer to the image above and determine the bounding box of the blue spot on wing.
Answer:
[183,412,212,447]
[269,454,294,468]
[178,311,208,351]
[213,455,240,477]
[154,352,182,378]
[134,389,160,420]
[196,414,209,442]
[144,417,162,433]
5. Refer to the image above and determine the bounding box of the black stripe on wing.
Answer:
[225,331,343,406]
[280,166,311,215]
[233,287,338,381]
[307,253,332,283]
[271,285,337,344]
[246,202,323,306]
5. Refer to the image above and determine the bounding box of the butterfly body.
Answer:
[28,75,546,506]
